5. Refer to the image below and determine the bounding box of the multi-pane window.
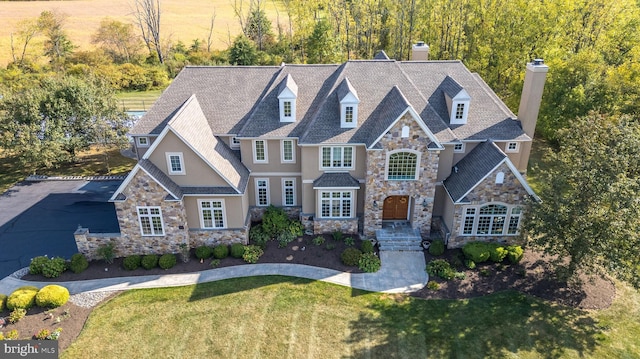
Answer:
[345,106,354,123]
[199,200,225,228]
[387,151,418,180]
[253,140,267,162]
[283,179,295,206]
[137,137,149,146]
[166,153,184,175]
[453,143,464,152]
[256,179,269,206]
[137,207,164,236]
[231,137,240,147]
[506,142,519,152]
[282,140,294,162]
[461,204,522,236]
[320,191,352,218]
[283,101,292,117]
[455,103,465,120]
[321,146,353,168]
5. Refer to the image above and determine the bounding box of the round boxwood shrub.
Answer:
[7,286,39,310]
[230,243,245,258]
[69,253,89,274]
[506,245,524,264]
[341,248,362,266]
[0,293,7,311]
[488,243,508,263]
[462,242,490,263]
[195,246,213,260]
[29,256,49,275]
[361,240,374,254]
[123,255,142,270]
[35,285,70,308]
[428,239,445,256]
[141,254,159,270]
[426,259,456,280]
[158,254,177,269]
[213,244,229,259]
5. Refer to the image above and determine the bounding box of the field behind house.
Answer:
[0,0,284,66]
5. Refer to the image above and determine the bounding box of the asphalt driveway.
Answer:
[0,180,121,279]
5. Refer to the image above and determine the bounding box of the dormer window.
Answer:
[278,74,297,122]
[442,76,470,125]
[338,78,359,128]
[455,103,465,120]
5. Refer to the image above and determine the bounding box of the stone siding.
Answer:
[188,228,248,247]
[74,228,122,260]
[448,162,531,248]
[363,114,440,238]
[313,218,358,234]
[250,206,301,222]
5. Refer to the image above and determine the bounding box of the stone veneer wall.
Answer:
[74,228,122,260]
[313,218,358,234]
[448,162,531,248]
[363,114,440,238]
[250,206,301,222]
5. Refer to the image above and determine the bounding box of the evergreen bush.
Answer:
[141,254,159,269]
[42,257,67,278]
[69,253,89,274]
[428,239,445,256]
[462,242,491,263]
[35,285,70,308]
[29,256,49,275]
[358,253,381,272]
[213,244,229,259]
[341,248,362,266]
[123,255,142,270]
[426,259,456,280]
[195,246,213,260]
[7,286,39,310]
[506,245,524,264]
[360,240,374,254]
[0,293,7,311]
[230,243,245,258]
[489,243,508,263]
[158,254,177,269]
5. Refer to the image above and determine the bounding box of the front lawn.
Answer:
[61,276,640,358]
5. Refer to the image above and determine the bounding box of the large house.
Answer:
[76,47,548,257]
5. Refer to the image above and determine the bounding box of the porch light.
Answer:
[422,199,429,208]
[373,200,378,209]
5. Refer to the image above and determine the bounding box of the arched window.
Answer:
[387,151,418,180]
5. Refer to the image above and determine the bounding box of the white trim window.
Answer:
[321,146,354,169]
[282,178,295,206]
[460,204,523,236]
[166,152,185,175]
[137,137,149,147]
[386,150,420,180]
[506,142,519,153]
[453,143,465,153]
[281,140,295,163]
[320,191,353,218]
[199,199,226,229]
[253,140,268,163]
[455,103,465,120]
[137,206,164,236]
[255,178,270,206]
[231,137,240,148]
[283,101,292,117]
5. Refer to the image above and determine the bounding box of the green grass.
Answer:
[62,276,640,358]
[0,146,136,194]
[115,90,163,111]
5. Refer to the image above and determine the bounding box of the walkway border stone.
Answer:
[0,251,427,295]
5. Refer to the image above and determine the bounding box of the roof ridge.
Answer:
[236,66,285,136]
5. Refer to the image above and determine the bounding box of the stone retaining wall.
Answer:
[313,218,358,234]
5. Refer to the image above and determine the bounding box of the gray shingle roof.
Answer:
[167,95,250,193]
[373,50,391,60]
[139,159,183,200]
[443,141,506,202]
[181,187,239,195]
[132,60,527,145]
[313,172,361,188]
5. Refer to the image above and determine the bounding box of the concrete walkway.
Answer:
[0,251,428,295]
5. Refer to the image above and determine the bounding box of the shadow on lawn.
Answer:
[346,290,602,359]
[188,275,317,301]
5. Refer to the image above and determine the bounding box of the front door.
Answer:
[382,196,409,220]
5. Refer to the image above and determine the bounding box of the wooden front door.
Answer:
[382,196,409,220]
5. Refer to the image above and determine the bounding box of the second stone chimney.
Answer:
[518,59,549,138]
[411,42,430,61]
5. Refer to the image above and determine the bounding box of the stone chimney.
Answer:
[411,42,430,61]
[518,59,549,138]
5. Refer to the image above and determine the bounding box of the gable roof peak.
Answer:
[278,73,298,98]
[337,77,359,103]
[373,50,391,60]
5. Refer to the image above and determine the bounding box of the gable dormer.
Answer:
[337,78,360,128]
[442,76,470,125]
[277,74,298,122]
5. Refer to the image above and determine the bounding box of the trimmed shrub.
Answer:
[341,248,362,266]
[465,259,476,269]
[0,293,7,311]
[29,256,49,275]
[488,243,508,263]
[35,285,70,308]
[213,245,229,259]
[9,309,26,324]
[141,255,159,270]
[158,254,177,269]
[426,259,456,280]
[462,242,491,263]
[7,286,39,310]
[123,255,142,270]
[69,253,89,274]
[428,239,445,256]
[230,243,245,258]
[361,240,374,254]
[195,246,213,260]
[42,257,67,278]
[506,245,524,264]
[312,236,325,246]
[242,245,264,264]
[249,224,271,248]
[358,253,381,272]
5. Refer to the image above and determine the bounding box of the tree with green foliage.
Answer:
[92,19,143,64]
[244,5,274,51]
[228,35,258,65]
[0,75,129,171]
[37,11,75,67]
[307,18,341,64]
[523,112,640,288]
